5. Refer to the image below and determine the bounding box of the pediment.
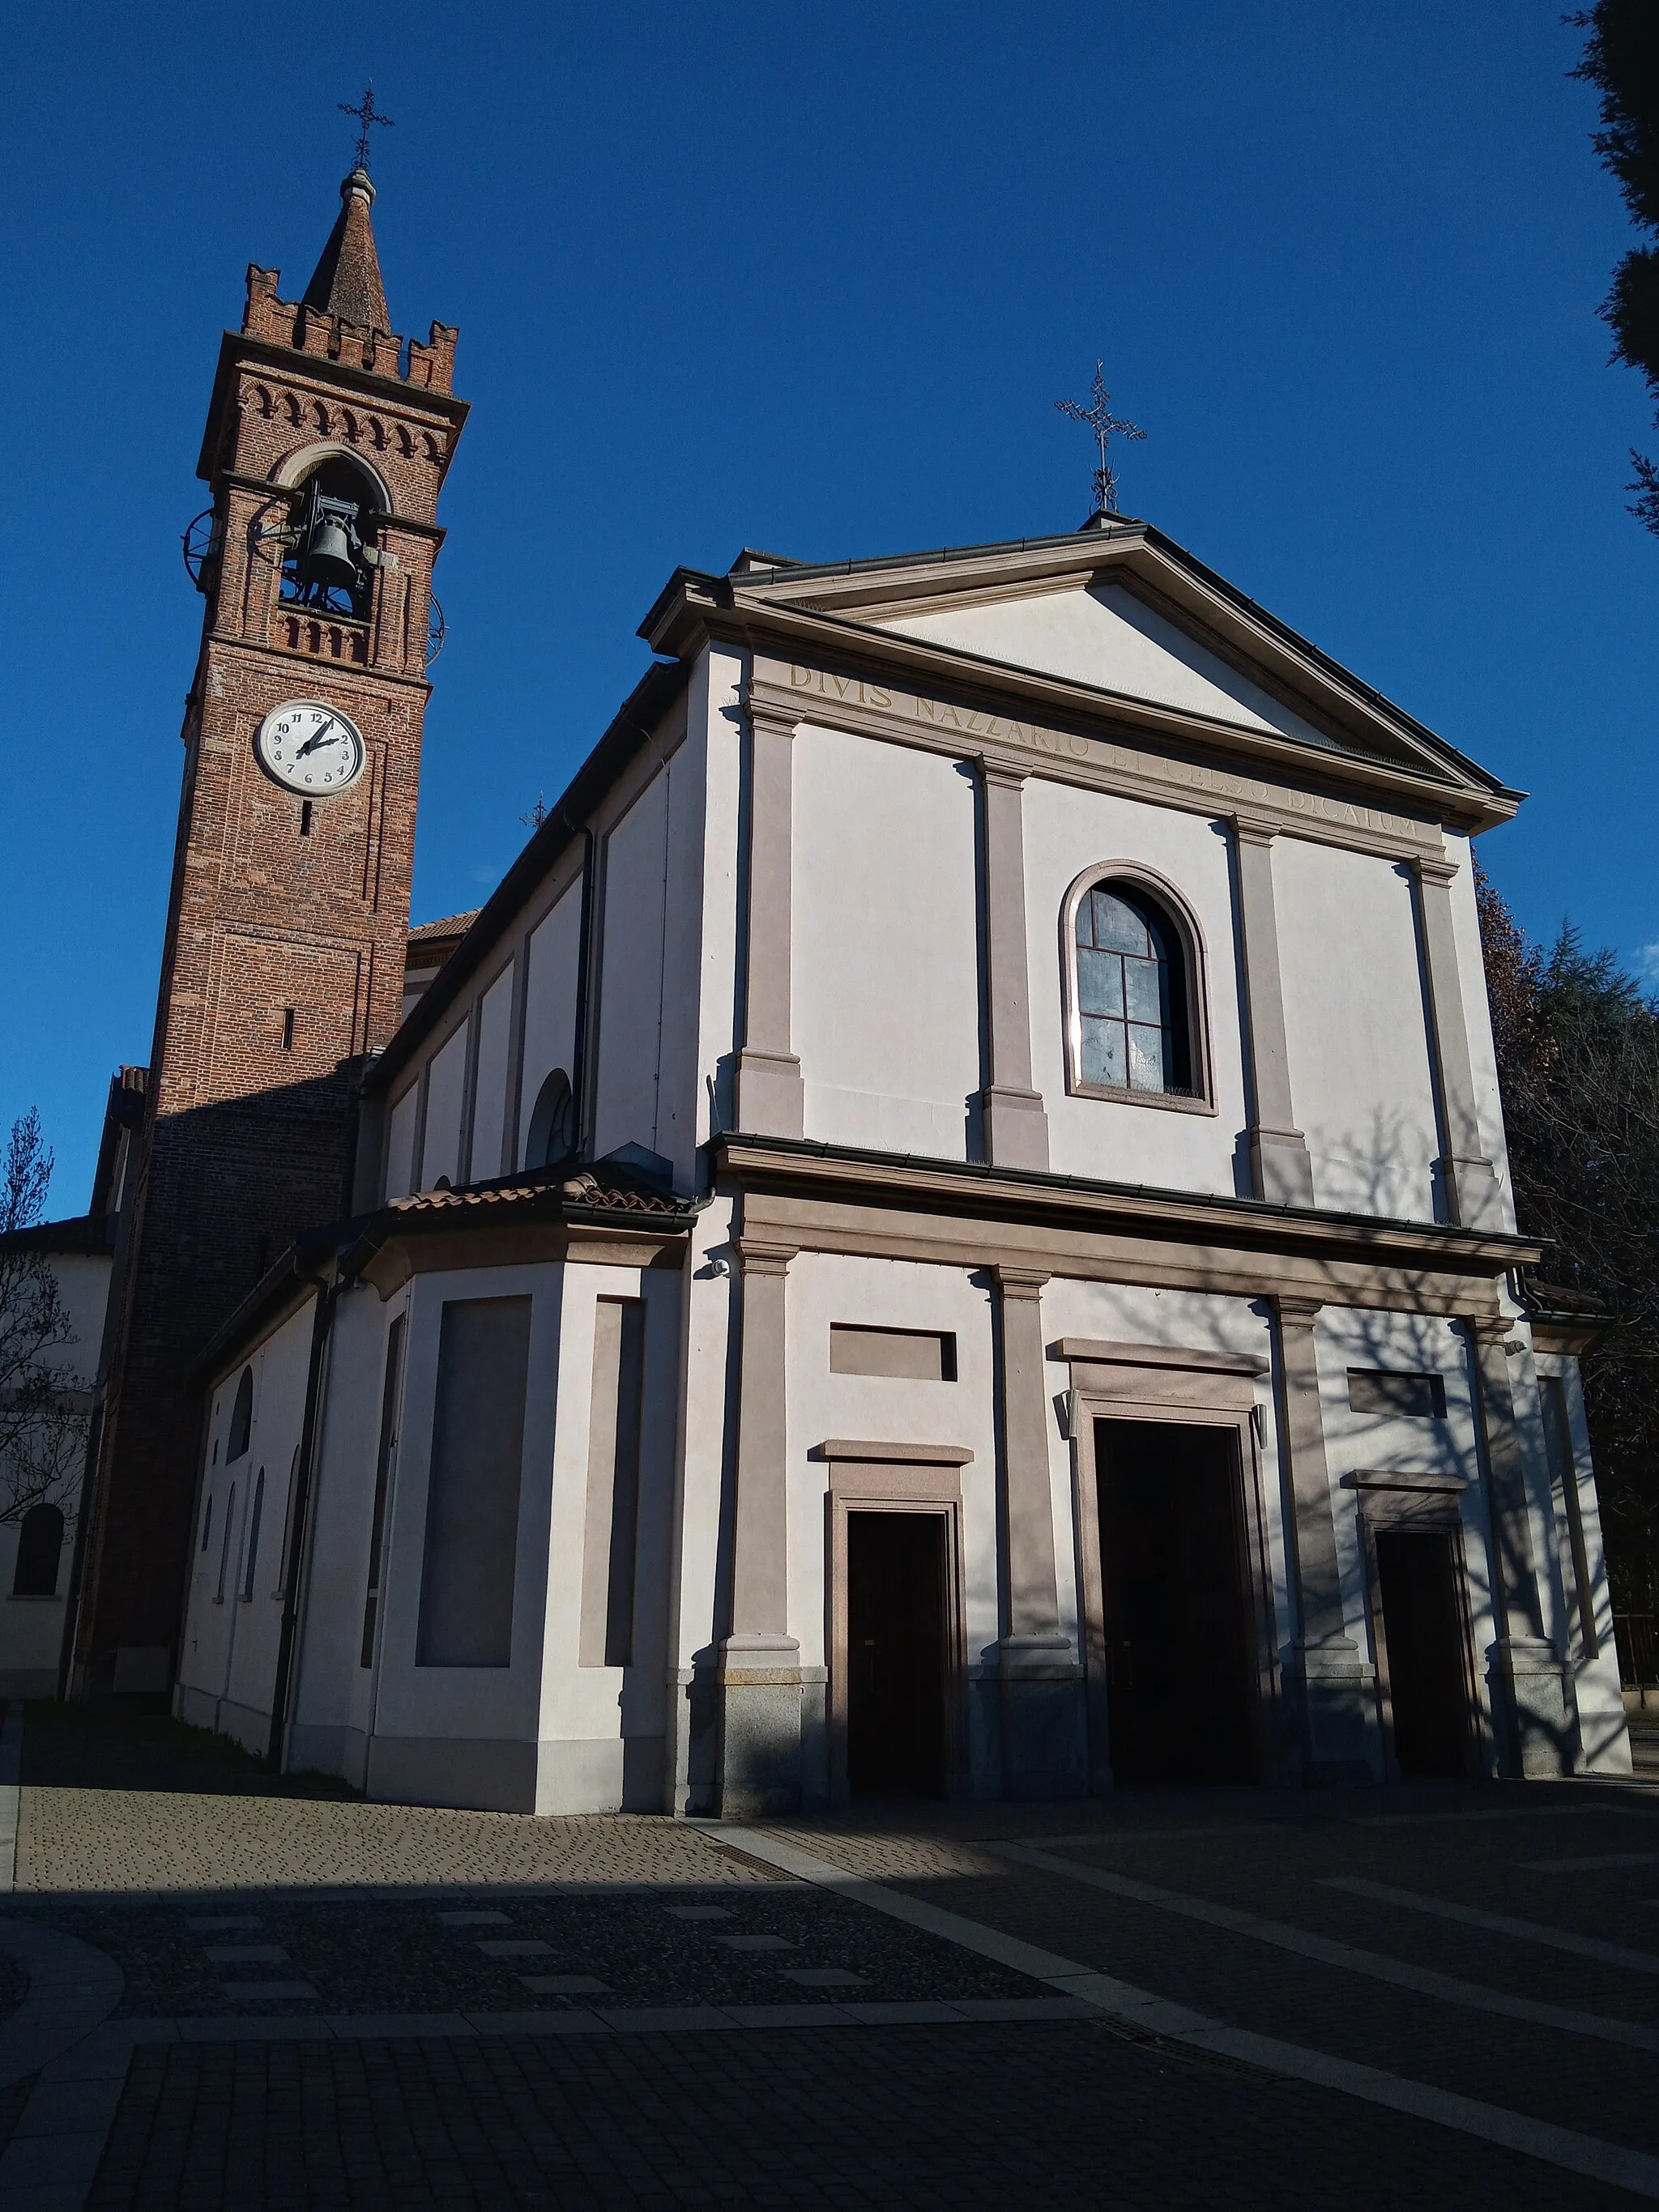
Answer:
[872,580,1333,748]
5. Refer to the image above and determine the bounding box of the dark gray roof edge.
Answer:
[368,658,691,1098]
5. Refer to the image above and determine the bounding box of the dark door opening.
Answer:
[1097,1420,1256,1783]
[1376,1529,1469,1777]
[847,1511,948,1798]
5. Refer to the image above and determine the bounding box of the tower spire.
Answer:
[301,165,391,334]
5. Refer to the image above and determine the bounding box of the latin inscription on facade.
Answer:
[764,658,1432,846]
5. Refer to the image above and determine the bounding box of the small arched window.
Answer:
[525,1068,577,1170]
[226,1367,254,1462]
[12,1503,64,1597]
[241,1468,265,1601]
[1065,873,1209,1106]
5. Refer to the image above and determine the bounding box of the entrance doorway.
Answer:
[847,1511,948,1798]
[1375,1529,1469,1777]
[1096,1420,1256,1783]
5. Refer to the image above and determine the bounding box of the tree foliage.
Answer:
[0,1109,87,1525]
[1572,2,1659,535]
[1476,863,1659,1609]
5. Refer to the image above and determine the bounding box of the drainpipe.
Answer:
[264,1265,343,1771]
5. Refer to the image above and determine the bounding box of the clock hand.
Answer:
[294,716,339,758]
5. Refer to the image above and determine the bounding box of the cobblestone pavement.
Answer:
[2,1704,1657,2208]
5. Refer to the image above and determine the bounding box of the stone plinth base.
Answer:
[998,1634,1088,1800]
[1298,1636,1380,1780]
[717,1633,804,1818]
[1492,1637,1572,1778]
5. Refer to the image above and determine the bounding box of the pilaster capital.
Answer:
[1273,1294,1324,1329]
[746,697,800,744]
[1230,811,1281,849]
[978,752,1032,792]
[734,1236,798,1277]
[1414,855,1461,889]
[1469,1311,1522,1350]
[993,1264,1050,1299]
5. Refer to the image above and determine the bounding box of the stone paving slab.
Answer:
[81,2021,1627,2211]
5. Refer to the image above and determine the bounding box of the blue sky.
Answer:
[2,2,1653,1208]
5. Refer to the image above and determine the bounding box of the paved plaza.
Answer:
[0,1703,1657,2208]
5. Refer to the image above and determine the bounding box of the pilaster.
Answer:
[992,1267,1085,1797]
[1273,1297,1378,1777]
[978,758,1050,1170]
[734,703,804,1140]
[718,1237,804,1816]
[1468,1316,1570,1776]
[1414,856,1504,1231]
[1231,816,1315,1207]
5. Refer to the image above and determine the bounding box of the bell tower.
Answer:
[72,164,466,1694]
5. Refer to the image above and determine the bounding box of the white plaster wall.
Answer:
[420,1023,469,1193]
[592,772,669,1166]
[1310,1308,1495,1707]
[792,727,981,1161]
[1023,779,1247,1194]
[1035,1281,1282,1655]
[880,583,1332,744]
[468,964,514,1184]
[1446,833,1518,1230]
[667,1194,736,1679]
[689,650,744,1153]
[385,1084,419,1202]
[368,1264,560,1749]
[782,1255,1000,1670]
[517,884,583,1168]
[288,1284,407,1777]
[1275,839,1440,1219]
[177,1298,316,1752]
[533,1260,681,1809]
[1536,1349,1631,1774]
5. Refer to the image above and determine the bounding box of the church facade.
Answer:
[30,168,1634,1811]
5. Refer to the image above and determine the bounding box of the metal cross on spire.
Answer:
[339,82,394,172]
[1055,361,1145,516]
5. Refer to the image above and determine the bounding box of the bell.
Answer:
[297,492,362,594]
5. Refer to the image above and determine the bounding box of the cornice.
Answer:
[197,330,468,480]
[714,1135,1539,1282]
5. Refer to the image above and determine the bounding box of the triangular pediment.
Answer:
[873,580,1333,748]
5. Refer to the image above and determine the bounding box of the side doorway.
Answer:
[1354,1477,1482,1779]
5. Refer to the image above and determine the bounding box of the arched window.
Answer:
[226,1367,254,1462]
[525,1068,577,1170]
[12,1503,64,1597]
[1065,872,1209,1106]
[241,1469,265,1601]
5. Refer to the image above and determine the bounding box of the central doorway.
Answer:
[1375,1529,1469,1777]
[1095,1419,1257,1783]
[847,1511,948,1798]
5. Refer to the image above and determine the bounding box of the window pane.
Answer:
[1124,954,1166,1023]
[1091,890,1151,955]
[1128,1023,1168,1091]
[1081,1016,1127,1088]
[1077,947,1124,1017]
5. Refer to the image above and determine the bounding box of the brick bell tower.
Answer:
[72,162,466,1694]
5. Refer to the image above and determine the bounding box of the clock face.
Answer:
[254,700,366,794]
